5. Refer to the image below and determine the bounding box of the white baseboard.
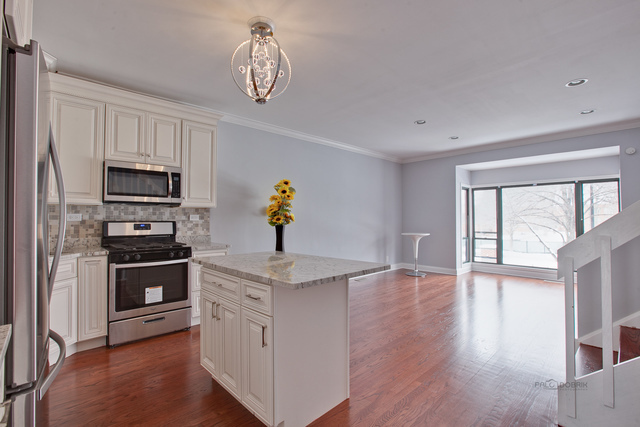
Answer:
[579,311,640,350]
[457,264,472,275]
[471,262,560,281]
[397,263,457,276]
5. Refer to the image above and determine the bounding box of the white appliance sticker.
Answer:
[145,286,163,304]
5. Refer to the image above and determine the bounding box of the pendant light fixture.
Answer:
[231,16,291,105]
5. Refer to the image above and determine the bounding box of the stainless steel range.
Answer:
[102,221,192,346]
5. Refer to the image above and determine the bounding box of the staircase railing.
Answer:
[557,198,640,418]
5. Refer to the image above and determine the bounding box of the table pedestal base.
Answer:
[406,270,426,277]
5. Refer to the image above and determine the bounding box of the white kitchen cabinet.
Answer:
[105,106,181,167]
[48,74,221,206]
[105,104,145,163]
[147,112,182,166]
[182,121,217,207]
[200,287,242,400]
[49,277,77,362]
[200,277,242,399]
[4,0,33,47]
[49,93,105,205]
[77,256,108,341]
[198,263,352,427]
[190,249,228,326]
[200,290,219,377]
[201,270,274,425]
[217,297,242,399]
[49,258,78,363]
[241,307,274,425]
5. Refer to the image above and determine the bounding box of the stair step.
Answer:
[575,344,618,377]
[619,325,640,363]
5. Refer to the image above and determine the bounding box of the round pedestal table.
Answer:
[402,233,430,277]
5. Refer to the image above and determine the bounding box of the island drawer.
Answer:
[241,280,273,316]
[201,270,241,302]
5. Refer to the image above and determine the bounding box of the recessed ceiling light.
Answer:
[414,120,426,125]
[449,136,459,140]
[566,78,588,87]
[580,109,595,115]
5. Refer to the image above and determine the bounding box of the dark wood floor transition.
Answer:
[38,270,565,426]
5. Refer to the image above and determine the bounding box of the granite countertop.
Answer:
[191,243,231,254]
[50,245,108,258]
[194,251,390,290]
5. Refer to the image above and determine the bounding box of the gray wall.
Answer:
[211,122,403,264]
[402,127,640,336]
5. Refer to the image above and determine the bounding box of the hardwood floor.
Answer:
[38,270,564,426]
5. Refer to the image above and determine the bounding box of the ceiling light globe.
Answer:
[231,17,291,104]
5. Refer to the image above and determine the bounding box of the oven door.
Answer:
[109,258,191,321]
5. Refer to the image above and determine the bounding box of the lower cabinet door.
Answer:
[78,256,108,341]
[49,277,78,362]
[218,298,241,399]
[241,308,273,425]
[200,290,218,378]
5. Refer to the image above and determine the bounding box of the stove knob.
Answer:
[168,251,175,258]
[122,254,130,262]
[177,251,184,258]
[134,254,141,261]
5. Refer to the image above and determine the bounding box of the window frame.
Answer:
[471,178,620,269]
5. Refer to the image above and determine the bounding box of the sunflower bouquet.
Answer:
[267,179,296,226]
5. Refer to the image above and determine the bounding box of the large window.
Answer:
[472,179,619,269]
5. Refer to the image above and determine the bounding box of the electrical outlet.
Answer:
[190,214,200,221]
[67,213,82,222]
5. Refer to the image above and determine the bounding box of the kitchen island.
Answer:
[194,252,389,427]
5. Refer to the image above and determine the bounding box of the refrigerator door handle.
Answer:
[36,329,66,399]
[47,124,67,295]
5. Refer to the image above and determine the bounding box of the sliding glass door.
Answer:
[472,179,619,269]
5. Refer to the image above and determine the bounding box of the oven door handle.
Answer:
[111,258,189,269]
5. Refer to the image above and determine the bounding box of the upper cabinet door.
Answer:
[105,104,146,163]
[147,112,181,167]
[4,0,33,47]
[49,93,105,205]
[182,120,217,208]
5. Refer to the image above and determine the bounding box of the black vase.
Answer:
[275,224,285,252]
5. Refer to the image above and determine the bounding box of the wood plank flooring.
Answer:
[37,270,565,426]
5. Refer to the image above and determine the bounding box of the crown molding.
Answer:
[49,72,223,125]
[220,113,402,163]
[401,118,640,164]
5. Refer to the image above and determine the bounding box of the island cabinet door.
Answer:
[218,298,241,399]
[200,290,219,378]
[241,308,273,426]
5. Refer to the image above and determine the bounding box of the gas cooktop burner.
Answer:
[103,241,187,251]
[102,221,192,264]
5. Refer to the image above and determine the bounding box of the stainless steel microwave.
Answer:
[103,160,182,206]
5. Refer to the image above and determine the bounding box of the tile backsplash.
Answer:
[49,204,211,252]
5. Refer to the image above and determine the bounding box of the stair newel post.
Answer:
[563,256,577,419]
[599,235,615,409]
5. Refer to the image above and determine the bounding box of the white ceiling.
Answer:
[32,0,640,163]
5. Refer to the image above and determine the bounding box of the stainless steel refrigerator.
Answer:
[1,35,68,425]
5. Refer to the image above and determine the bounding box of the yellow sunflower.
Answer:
[278,187,289,196]
[285,193,294,200]
[269,195,280,202]
[273,215,284,224]
[267,205,279,215]
[290,214,295,222]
